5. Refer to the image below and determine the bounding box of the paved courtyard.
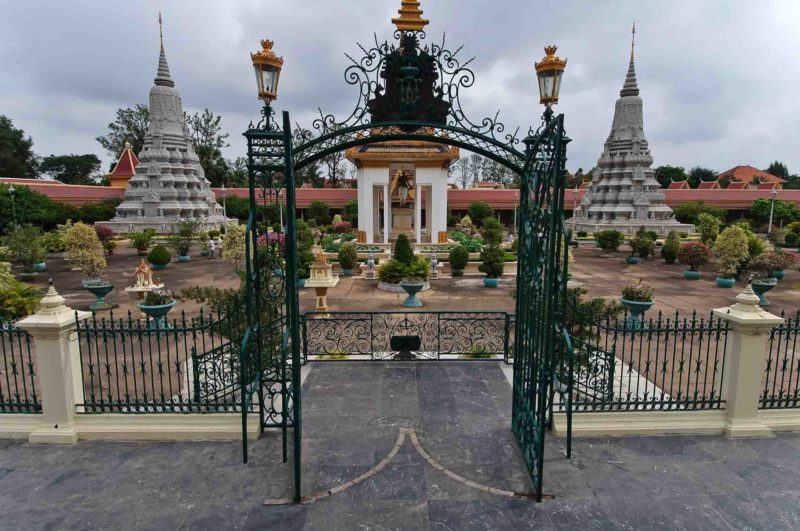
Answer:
[2,361,800,530]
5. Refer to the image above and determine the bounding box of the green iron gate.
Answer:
[241,23,569,503]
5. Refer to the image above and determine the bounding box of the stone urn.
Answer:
[684,270,701,280]
[751,278,778,307]
[82,279,115,311]
[33,262,46,273]
[715,277,736,289]
[399,279,425,307]
[620,298,654,328]
[137,300,176,328]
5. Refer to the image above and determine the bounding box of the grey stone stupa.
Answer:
[568,26,692,237]
[106,19,233,234]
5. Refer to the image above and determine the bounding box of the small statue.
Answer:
[314,248,328,265]
[429,252,439,280]
[134,259,154,288]
[365,252,377,280]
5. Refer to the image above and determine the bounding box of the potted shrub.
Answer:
[199,233,212,257]
[595,229,624,252]
[478,218,505,287]
[63,222,113,310]
[138,290,176,328]
[94,225,115,256]
[399,256,430,307]
[297,250,314,288]
[130,229,155,256]
[338,243,358,276]
[3,225,47,280]
[449,244,469,277]
[768,250,796,280]
[620,280,655,328]
[170,219,201,262]
[660,231,680,264]
[696,213,721,246]
[677,241,713,279]
[714,226,749,288]
[148,245,172,270]
[627,228,654,264]
[748,253,784,306]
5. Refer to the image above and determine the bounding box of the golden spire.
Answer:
[159,12,164,53]
[392,0,429,32]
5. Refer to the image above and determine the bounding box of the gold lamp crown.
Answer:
[535,45,567,73]
[392,0,429,32]
[251,39,284,69]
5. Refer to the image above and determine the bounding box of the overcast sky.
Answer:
[1,0,799,176]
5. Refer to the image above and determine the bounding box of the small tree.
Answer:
[480,217,504,246]
[467,202,494,228]
[595,230,625,251]
[3,225,46,273]
[307,200,331,226]
[448,244,469,276]
[629,227,654,259]
[660,231,680,264]
[62,222,107,279]
[479,245,505,278]
[714,226,750,278]
[677,241,713,272]
[170,219,202,257]
[338,243,358,271]
[393,233,414,265]
[130,229,156,254]
[457,215,476,235]
[696,213,722,245]
[222,224,246,270]
[342,199,358,225]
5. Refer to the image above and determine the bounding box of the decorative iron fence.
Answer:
[302,311,512,361]
[558,311,730,412]
[0,321,40,414]
[760,310,800,409]
[75,307,250,413]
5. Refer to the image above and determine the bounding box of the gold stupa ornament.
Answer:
[535,45,568,106]
[392,0,429,32]
[251,39,284,102]
[251,39,284,70]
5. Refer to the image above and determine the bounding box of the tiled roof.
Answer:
[107,146,139,177]
[667,181,690,190]
[718,165,785,184]
[0,177,64,185]
[697,181,721,190]
[726,182,747,190]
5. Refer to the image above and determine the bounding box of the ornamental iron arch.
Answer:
[241,17,569,503]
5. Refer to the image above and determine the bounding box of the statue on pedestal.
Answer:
[429,253,439,280]
[365,253,377,280]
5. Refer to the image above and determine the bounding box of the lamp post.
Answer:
[8,184,17,228]
[535,45,567,123]
[250,39,284,127]
[767,187,778,234]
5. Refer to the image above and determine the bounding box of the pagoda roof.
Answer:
[667,180,690,190]
[697,180,721,190]
[726,182,747,190]
[107,143,140,178]
[718,165,785,185]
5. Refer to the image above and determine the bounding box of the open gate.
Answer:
[240,14,570,503]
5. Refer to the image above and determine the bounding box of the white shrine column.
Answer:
[358,177,373,243]
[425,187,432,243]
[372,186,380,244]
[430,179,448,243]
[415,184,422,243]
[383,184,390,244]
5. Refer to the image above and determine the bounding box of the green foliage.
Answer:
[448,244,469,273]
[660,231,680,264]
[405,255,430,281]
[0,279,40,320]
[629,230,654,259]
[696,212,722,245]
[342,199,358,225]
[467,202,494,227]
[768,228,786,246]
[0,115,38,178]
[747,232,766,258]
[129,229,156,252]
[338,243,358,270]
[480,217,504,246]
[77,199,121,224]
[688,166,717,188]
[786,221,800,235]
[147,245,171,266]
[456,215,476,235]
[595,229,624,251]
[750,198,799,225]
[170,219,201,256]
[377,259,407,283]
[393,233,414,265]
[565,287,624,341]
[297,250,315,279]
[462,344,495,359]
[39,154,102,185]
[654,165,688,188]
[39,231,64,253]
[621,280,654,302]
[576,230,588,238]
[307,200,331,226]
[63,222,107,279]
[222,195,250,221]
[479,245,505,278]
[449,231,483,252]
[766,161,790,180]
[785,232,798,247]
[749,251,796,276]
[673,201,726,225]
[0,262,13,290]
[222,224,246,269]
[714,226,750,278]
[677,241,713,271]
[95,104,149,157]
[142,290,174,306]
[3,225,46,271]
[295,219,315,252]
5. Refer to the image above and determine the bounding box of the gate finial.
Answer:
[392,0,429,32]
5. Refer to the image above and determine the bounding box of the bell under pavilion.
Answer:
[568,26,693,236]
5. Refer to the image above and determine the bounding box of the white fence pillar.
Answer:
[16,283,90,443]
[713,284,783,437]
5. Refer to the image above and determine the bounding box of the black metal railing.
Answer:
[0,321,40,414]
[761,310,800,409]
[559,311,730,412]
[302,311,512,361]
[75,306,250,413]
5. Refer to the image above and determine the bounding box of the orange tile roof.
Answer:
[726,182,747,190]
[718,165,785,185]
[667,181,690,190]
[107,146,139,178]
[697,181,721,190]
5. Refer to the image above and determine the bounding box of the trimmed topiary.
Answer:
[449,244,469,276]
[595,229,625,251]
[393,233,414,265]
[338,243,358,271]
[148,245,172,266]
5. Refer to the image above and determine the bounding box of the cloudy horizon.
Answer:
[1,0,799,178]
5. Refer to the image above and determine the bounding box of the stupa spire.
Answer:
[620,22,639,97]
[392,0,429,32]
[154,12,174,88]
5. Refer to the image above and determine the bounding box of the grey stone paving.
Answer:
[2,362,800,530]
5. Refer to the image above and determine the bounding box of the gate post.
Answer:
[713,284,783,437]
[16,283,90,443]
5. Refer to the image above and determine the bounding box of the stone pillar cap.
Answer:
[712,284,784,328]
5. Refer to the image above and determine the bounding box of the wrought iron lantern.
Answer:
[251,39,284,102]
[535,45,567,107]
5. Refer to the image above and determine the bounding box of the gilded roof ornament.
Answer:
[535,45,567,73]
[250,39,285,69]
[391,0,429,32]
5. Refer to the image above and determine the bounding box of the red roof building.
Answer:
[667,181,690,190]
[718,165,785,189]
[697,180,721,190]
[726,182,747,190]
[106,142,140,189]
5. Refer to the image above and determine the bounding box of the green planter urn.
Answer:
[626,256,639,265]
[715,277,735,288]
[178,255,191,263]
[82,279,115,311]
[620,298,654,328]
[770,270,785,281]
[684,270,701,280]
[138,300,176,328]
[483,277,499,288]
[399,280,425,307]
[751,278,777,307]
